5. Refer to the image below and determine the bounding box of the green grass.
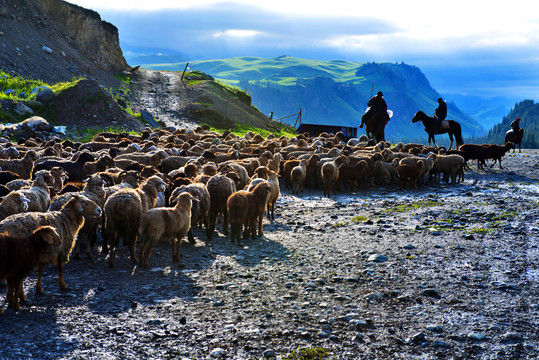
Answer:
[0,70,82,102]
[206,123,297,139]
[282,346,331,360]
[382,199,440,213]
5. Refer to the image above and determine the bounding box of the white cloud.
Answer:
[213,30,262,38]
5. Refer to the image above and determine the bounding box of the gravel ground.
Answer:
[1,151,538,359]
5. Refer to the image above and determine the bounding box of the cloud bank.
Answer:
[97,2,539,99]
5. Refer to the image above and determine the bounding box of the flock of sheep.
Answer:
[0,126,516,313]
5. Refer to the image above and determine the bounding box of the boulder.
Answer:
[36,87,55,103]
[13,102,34,116]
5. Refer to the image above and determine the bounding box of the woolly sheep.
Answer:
[50,174,107,258]
[104,175,166,267]
[0,194,102,294]
[206,174,237,239]
[0,192,31,221]
[0,226,61,312]
[0,150,39,179]
[291,159,307,194]
[138,192,197,268]
[170,182,211,244]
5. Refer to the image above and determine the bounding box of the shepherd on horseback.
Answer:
[505,117,524,153]
[359,91,391,142]
[360,91,387,129]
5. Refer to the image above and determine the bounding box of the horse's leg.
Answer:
[448,133,454,150]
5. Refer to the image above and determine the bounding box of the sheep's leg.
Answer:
[7,281,20,310]
[17,281,26,303]
[258,214,264,237]
[138,241,146,268]
[58,262,67,291]
[36,265,45,294]
[128,236,138,264]
[173,235,183,262]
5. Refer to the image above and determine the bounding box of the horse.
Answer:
[361,109,390,143]
[411,111,464,150]
[505,128,524,153]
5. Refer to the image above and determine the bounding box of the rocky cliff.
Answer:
[0,0,127,84]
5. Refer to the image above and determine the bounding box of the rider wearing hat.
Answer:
[360,91,387,128]
[434,98,447,132]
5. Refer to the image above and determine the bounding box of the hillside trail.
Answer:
[130,69,199,130]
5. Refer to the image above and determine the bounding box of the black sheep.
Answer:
[33,151,95,182]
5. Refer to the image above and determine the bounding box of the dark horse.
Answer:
[505,128,524,153]
[361,110,389,142]
[411,111,464,150]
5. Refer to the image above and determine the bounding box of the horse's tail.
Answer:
[454,122,464,147]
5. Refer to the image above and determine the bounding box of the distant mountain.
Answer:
[142,56,486,141]
[445,94,519,131]
[122,44,189,67]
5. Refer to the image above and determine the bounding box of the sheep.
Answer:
[337,159,369,191]
[104,175,166,267]
[33,151,94,182]
[281,159,300,188]
[81,153,115,179]
[458,144,490,169]
[18,170,54,213]
[217,161,250,190]
[49,174,107,259]
[431,154,465,183]
[138,192,197,268]
[321,155,349,197]
[265,171,280,220]
[48,166,68,198]
[0,191,31,221]
[206,174,237,239]
[398,153,436,187]
[0,150,39,179]
[228,182,271,242]
[291,159,307,194]
[170,182,211,244]
[0,194,102,294]
[114,150,169,169]
[372,161,391,185]
[484,142,514,169]
[397,161,424,188]
[305,154,321,188]
[0,226,61,312]
[0,146,20,159]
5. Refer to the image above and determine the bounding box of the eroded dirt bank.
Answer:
[0,152,538,359]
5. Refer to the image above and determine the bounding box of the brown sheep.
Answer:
[206,174,237,239]
[170,183,211,244]
[0,192,31,221]
[104,175,166,267]
[228,182,270,242]
[397,161,424,188]
[321,155,349,197]
[49,174,107,259]
[291,159,307,194]
[0,226,61,313]
[337,159,369,191]
[19,170,55,213]
[431,154,465,183]
[138,192,197,268]
[0,194,102,294]
[0,150,39,179]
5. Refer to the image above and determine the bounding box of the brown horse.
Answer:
[411,111,464,150]
[361,110,389,142]
[505,128,524,153]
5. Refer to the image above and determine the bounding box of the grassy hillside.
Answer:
[143,56,485,141]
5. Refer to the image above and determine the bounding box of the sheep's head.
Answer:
[67,194,102,217]
[146,175,167,193]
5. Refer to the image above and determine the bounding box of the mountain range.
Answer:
[138,55,486,141]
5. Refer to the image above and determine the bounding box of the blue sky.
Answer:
[68,0,539,100]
